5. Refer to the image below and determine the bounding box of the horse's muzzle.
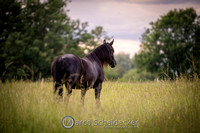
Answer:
[110,60,117,68]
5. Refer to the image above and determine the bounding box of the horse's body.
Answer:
[51,40,116,105]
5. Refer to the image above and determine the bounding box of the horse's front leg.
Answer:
[81,88,87,105]
[94,83,102,107]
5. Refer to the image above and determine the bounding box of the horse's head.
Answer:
[103,40,117,68]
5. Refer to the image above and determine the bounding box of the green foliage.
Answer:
[120,69,156,82]
[0,0,109,81]
[0,0,23,81]
[134,8,200,79]
[104,67,121,80]
[115,53,133,75]
[104,53,133,80]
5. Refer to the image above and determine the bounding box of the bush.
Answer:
[104,67,121,80]
[120,69,157,82]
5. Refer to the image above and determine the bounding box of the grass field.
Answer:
[0,78,200,133]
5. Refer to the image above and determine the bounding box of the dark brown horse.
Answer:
[51,40,116,105]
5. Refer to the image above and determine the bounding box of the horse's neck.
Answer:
[85,52,103,67]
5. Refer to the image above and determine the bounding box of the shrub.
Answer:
[120,69,157,82]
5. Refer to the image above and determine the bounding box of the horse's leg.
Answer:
[81,88,87,105]
[65,82,72,104]
[94,83,102,107]
[54,81,63,97]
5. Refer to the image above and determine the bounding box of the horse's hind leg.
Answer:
[81,88,87,105]
[54,81,63,97]
[65,82,72,104]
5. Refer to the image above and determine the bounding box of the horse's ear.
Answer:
[109,39,114,45]
[103,40,106,44]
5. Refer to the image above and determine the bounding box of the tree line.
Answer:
[0,0,109,81]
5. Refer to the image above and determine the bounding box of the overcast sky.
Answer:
[67,0,200,57]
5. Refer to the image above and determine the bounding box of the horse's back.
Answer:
[51,54,82,82]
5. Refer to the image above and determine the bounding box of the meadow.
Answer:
[0,78,199,133]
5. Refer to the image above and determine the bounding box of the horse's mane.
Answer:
[85,44,112,65]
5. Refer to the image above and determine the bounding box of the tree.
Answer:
[120,69,156,82]
[115,53,133,77]
[104,53,133,80]
[134,8,200,79]
[0,0,109,81]
[0,0,23,82]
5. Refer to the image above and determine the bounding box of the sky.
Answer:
[67,0,200,57]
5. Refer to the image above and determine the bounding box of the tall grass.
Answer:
[0,78,199,133]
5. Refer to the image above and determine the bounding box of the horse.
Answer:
[51,40,116,106]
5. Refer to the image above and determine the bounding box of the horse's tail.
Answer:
[51,57,71,83]
[51,58,63,82]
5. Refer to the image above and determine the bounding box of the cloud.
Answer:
[68,0,200,56]
[113,39,140,58]
[68,0,200,40]
[127,0,200,5]
[71,0,200,5]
